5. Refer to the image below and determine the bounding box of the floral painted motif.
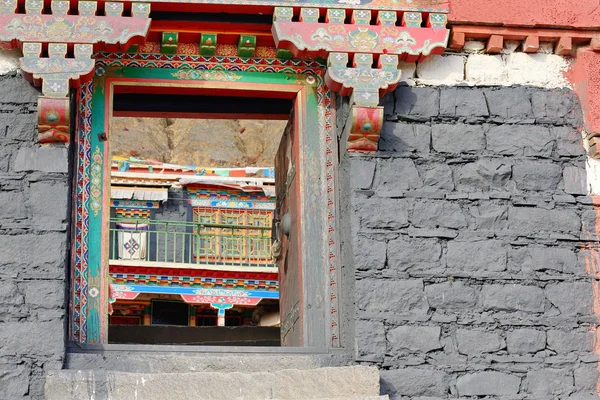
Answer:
[90,146,102,217]
[171,69,243,81]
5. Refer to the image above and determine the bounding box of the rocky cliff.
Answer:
[110,117,287,167]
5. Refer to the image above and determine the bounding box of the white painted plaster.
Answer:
[463,40,485,52]
[0,49,21,75]
[505,53,572,88]
[415,55,465,85]
[398,61,417,85]
[465,54,507,85]
[402,53,572,89]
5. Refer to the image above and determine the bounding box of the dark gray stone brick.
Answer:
[14,146,69,173]
[375,158,423,195]
[379,123,431,153]
[0,233,67,268]
[0,112,37,142]
[553,126,586,157]
[381,368,448,397]
[486,125,554,157]
[0,321,64,357]
[482,284,545,312]
[417,162,454,191]
[355,319,386,362]
[431,124,485,154]
[387,237,442,271]
[354,236,386,271]
[394,86,440,121]
[0,365,30,398]
[357,198,411,230]
[547,330,593,354]
[0,75,40,103]
[513,160,562,191]
[355,279,428,315]
[574,365,599,392]
[447,240,507,273]
[387,325,441,353]
[456,329,505,355]
[508,207,580,235]
[411,200,467,229]
[506,328,546,354]
[425,281,478,310]
[440,88,489,118]
[350,158,376,190]
[456,371,521,396]
[22,280,65,310]
[526,368,574,396]
[469,204,508,230]
[30,181,69,230]
[0,281,24,306]
[531,89,582,126]
[563,165,587,195]
[454,159,512,192]
[509,246,577,273]
[545,282,592,316]
[0,191,26,221]
[484,87,533,121]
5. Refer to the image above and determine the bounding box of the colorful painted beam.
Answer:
[272,7,448,60]
[111,284,279,309]
[123,0,449,13]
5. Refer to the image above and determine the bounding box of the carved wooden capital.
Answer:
[326,52,401,108]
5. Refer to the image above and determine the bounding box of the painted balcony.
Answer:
[109,218,277,272]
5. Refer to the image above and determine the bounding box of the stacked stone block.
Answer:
[0,74,69,399]
[340,85,598,399]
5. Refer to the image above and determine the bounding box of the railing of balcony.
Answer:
[109,218,276,268]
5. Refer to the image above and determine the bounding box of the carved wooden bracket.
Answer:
[272,7,449,61]
[0,0,151,143]
[326,52,399,152]
[273,6,448,152]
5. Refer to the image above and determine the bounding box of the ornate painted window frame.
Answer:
[70,53,342,347]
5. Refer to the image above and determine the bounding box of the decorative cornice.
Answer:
[449,25,600,55]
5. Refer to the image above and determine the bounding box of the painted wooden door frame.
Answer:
[71,58,339,348]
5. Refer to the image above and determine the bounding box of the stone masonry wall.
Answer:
[0,71,70,398]
[340,85,600,399]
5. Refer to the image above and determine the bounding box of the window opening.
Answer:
[107,107,291,346]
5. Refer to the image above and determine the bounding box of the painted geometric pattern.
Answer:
[74,53,340,347]
[72,81,93,343]
[114,208,151,219]
[110,272,279,291]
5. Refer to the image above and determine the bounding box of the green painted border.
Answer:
[83,65,319,343]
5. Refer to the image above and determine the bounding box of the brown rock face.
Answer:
[110,118,287,167]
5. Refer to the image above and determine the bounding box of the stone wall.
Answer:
[0,68,70,398]
[340,85,599,399]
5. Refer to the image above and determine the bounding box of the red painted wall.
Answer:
[449,0,600,29]
[567,49,600,135]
